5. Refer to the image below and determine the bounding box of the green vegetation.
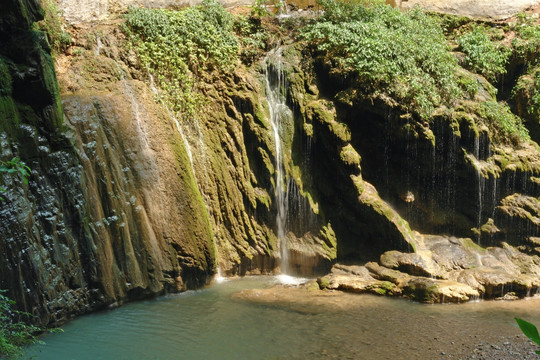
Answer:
[123,0,239,119]
[234,16,268,64]
[477,101,529,144]
[511,13,540,64]
[301,0,461,119]
[457,27,511,82]
[251,0,286,18]
[515,318,540,355]
[0,291,42,359]
[513,65,540,116]
[37,0,71,55]
[0,157,30,201]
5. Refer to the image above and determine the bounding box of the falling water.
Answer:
[147,73,218,272]
[95,36,102,57]
[263,47,293,274]
[121,75,150,149]
[149,73,196,171]
[214,267,227,283]
[116,67,169,239]
[473,136,484,244]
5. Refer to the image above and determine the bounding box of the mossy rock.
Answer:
[340,144,361,166]
[317,276,330,289]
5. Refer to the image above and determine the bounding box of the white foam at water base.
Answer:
[275,274,309,286]
[214,268,228,284]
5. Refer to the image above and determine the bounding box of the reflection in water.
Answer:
[30,277,540,359]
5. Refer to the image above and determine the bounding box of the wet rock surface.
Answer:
[318,233,540,303]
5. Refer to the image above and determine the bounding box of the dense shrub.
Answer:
[511,13,540,64]
[124,0,239,119]
[513,65,540,117]
[457,27,511,82]
[301,0,461,119]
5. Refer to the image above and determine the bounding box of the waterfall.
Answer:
[263,47,293,275]
[95,36,102,57]
[116,67,170,241]
[472,136,486,244]
[148,73,196,171]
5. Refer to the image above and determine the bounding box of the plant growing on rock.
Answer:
[477,101,529,144]
[457,27,511,83]
[123,0,239,120]
[511,13,540,65]
[37,0,71,55]
[301,0,461,119]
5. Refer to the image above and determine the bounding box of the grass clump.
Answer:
[123,0,239,119]
[457,26,511,83]
[301,0,461,119]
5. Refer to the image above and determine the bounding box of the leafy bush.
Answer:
[0,291,42,359]
[124,0,239,119]
[477,101,529,144]
[234,16,268,63]
[513,65,540,118]
[511,14,540,64]
[457,27,511,83]
[301,0,461,119]
[37,0,71,55]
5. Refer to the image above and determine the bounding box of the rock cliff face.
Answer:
[0,0,215,326]
[401,0,540,20]
[3,0,540,326]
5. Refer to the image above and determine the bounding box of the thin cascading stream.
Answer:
[263,47,293,275]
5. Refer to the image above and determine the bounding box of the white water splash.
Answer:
[214,267,228,284]
[274,274,308,286]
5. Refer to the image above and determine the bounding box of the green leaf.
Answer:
[515,318,540,346]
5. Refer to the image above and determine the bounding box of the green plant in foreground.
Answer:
[515,318,540,355]
[0,291,43,359]
[0,157,31,201]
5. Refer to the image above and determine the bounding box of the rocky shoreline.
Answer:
[311,233,540,303]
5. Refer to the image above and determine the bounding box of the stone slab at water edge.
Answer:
[315,233,540,303]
